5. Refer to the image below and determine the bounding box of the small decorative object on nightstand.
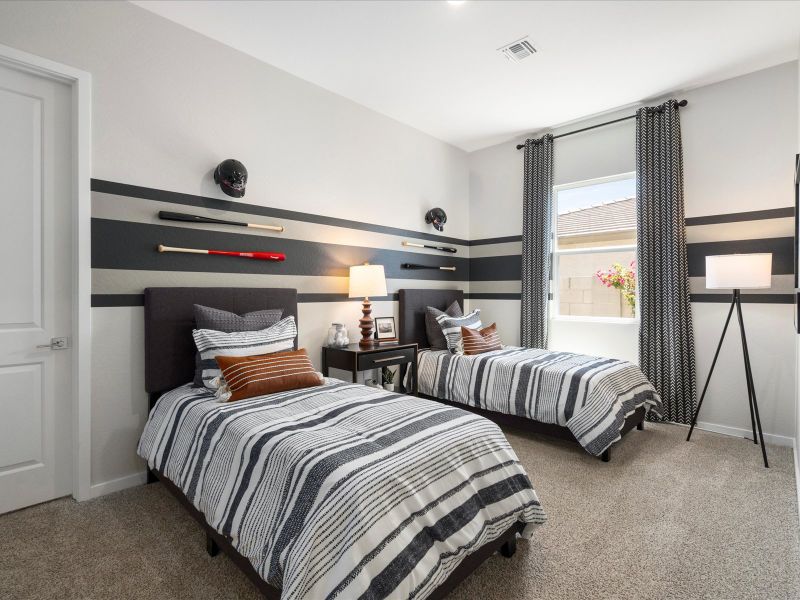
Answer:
[374,316,397,342]
[326,323,349,348]
[348,263,387,348]
[686,253,772,468]
[322,342,418,395]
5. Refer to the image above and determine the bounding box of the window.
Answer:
[552,173,637,320]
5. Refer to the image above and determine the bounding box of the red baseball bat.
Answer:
[158,244,285,261]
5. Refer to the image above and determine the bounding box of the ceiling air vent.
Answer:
[498,37,537,63]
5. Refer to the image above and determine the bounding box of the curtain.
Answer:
[521,134,554,349]
[636,99,697,423]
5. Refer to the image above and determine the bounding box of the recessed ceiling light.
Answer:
[447,1,466,5]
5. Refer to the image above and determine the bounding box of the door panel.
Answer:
[0,61,72,514]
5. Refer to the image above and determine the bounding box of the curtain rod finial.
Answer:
[677,99,688,107]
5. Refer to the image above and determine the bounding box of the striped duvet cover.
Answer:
[138,380,546,600]
[416,348,662,456]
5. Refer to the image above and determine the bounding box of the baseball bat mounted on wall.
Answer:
[401,263,456,271]
[402,241,457,253]
[158,244,286,262]
[158,211,284,232]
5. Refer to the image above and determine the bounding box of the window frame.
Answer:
[551,172,639,324]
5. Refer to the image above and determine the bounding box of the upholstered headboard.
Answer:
[398,288,464,348]
[144,287,298,398]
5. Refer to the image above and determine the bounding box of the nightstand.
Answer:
[322,342,418,395]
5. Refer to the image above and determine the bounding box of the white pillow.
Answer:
[192,316,297,389]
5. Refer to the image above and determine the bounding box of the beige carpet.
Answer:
[1,423,798,600]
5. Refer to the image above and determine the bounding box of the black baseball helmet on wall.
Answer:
[425,207,447,232]
[214,159,248,198]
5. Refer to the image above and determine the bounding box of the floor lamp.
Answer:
[686,253,771,468]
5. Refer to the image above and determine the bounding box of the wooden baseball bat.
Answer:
[402,263,456,271]
[402,241,457,253]
[158,244,286,262]
[159,211,284,232]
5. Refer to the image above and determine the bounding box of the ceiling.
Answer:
[133,0,800,152]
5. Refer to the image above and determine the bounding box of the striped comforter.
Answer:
[138,380,546,600]
[416,348,662,456]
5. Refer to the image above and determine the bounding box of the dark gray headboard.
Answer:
[144,287,298,396]
[399,289,464,348]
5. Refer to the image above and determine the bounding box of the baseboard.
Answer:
[87,471,146,500]
[692,420,795,447]
[794,443,800,523]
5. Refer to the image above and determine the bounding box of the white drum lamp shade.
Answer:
[348,264,387,298]
[705,254,772,290]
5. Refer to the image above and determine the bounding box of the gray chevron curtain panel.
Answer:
[636,99,697,424]
[521,134,554,349]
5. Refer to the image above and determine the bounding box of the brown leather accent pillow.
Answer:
[214,348,323,402]
[460,323,502,355]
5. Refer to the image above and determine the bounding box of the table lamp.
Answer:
[349,263,387,347]
[686,253,771,467]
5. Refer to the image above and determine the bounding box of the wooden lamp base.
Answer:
[359,297,375,348]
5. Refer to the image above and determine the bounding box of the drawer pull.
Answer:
[372,355,407,363]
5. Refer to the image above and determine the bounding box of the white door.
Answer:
[0,61,73,514]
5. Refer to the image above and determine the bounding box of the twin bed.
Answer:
[398,289,661,462]
[139,286,660,599]
[139,287,546,600]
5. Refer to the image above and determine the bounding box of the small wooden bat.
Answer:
[159,211,284,232]
[158,244,285,261]
[402,263,456,271]
[402,241,457,253]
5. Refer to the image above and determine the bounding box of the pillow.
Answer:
[435,309,481,353]
[460,322,502,355]
[192,316,297,389]
[194,304,283,332]
[425,301,463,349]
[214,348,323,402]
[192,305,283,386]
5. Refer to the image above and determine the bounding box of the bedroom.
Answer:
[0,1,798,598]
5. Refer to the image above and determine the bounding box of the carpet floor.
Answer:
[1,423,798,600]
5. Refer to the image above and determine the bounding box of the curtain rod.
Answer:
[515,99,688,149]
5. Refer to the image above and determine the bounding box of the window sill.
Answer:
[551,315,639,325]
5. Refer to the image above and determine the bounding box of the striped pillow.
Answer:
[434,309,481,353]
[214,348,323,402]
[460,322,502,355]
[192,316,297,390]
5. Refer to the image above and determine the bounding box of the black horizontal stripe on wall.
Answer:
[91,179,469,246]
[685,207,794,227]
[686,237,793,276]
[470,255,522,281]
[690,293,794,304]
[92,294,145,307]
[469,235,523,246]
[92,292,400,307]
[467,207,795,247]
[91,219,468,280]
[468,237,793,281]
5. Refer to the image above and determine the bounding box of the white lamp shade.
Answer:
[348,264,387,298]
[705,254,772,289]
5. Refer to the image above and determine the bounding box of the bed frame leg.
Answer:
[601,449,610,462]
[637,419,645,431]
[206,532,220,557]
[146,468,158,484]
[500,535,517,558]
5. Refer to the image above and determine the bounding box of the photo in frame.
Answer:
[374,316,397,340]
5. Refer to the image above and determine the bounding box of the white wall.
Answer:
[0,1,470,493]
[469,62,799,442]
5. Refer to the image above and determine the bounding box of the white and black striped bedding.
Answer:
[138,380,546,600]
[416,347,662,456]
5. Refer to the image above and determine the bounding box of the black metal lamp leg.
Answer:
[687,295,736,441]
[735,294,769,468]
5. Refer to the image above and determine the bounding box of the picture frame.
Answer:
[374,316,397,340]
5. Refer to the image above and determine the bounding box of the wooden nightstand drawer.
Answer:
[357,347,416,371]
